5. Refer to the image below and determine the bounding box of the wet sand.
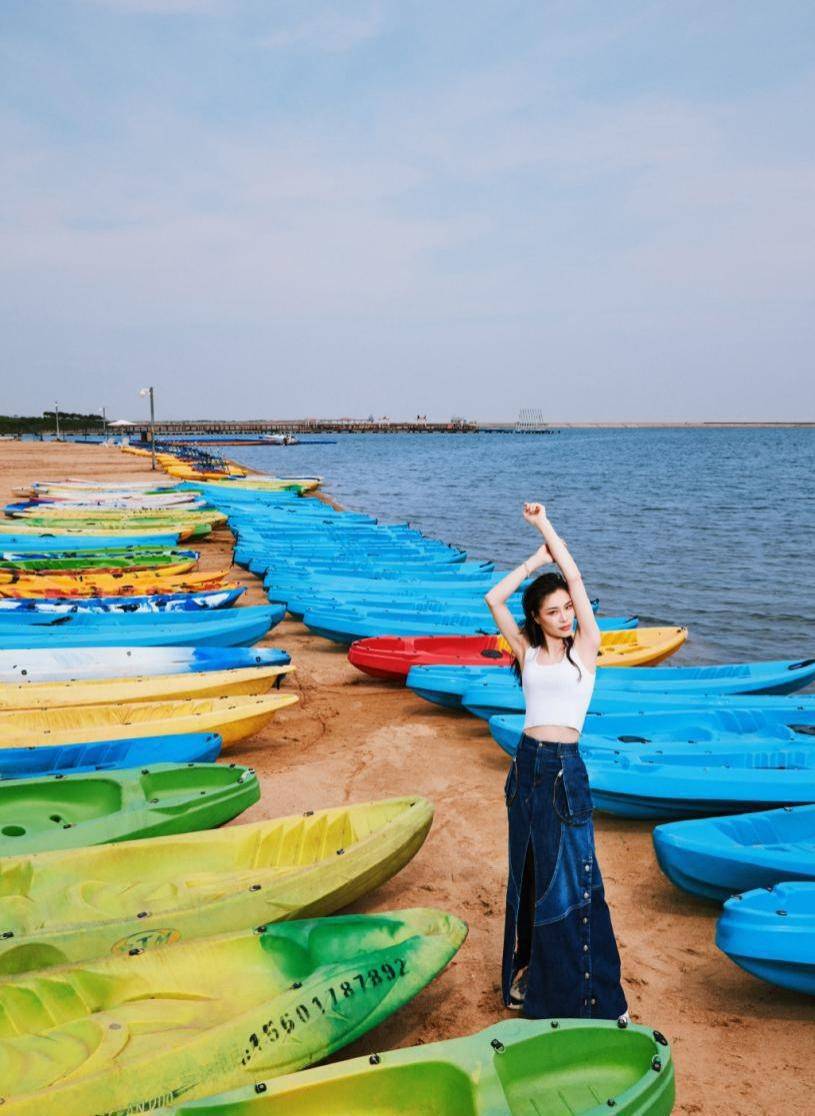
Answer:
[1,440,812,1115]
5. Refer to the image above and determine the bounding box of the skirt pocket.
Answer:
[554,755,593,826]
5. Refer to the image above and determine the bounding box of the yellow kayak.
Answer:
[0,693,299,749]
[0,907,466,1114]
[13,508,228,525]
[0,796,433,974]
[0,570,231,598]
[0,664,293,710]
[596,626,688,667]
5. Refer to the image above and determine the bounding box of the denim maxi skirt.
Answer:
[502,733,627,1019]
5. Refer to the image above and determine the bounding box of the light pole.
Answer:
[54,401,60,441]
[139,387,156,471]
[100,406,107,441]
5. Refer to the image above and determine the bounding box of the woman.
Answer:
[485,502,628,1022]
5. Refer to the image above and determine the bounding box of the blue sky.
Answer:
[2,1,814,421]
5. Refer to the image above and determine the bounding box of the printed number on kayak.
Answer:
[241,958,408,1065]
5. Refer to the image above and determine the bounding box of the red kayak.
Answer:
[348,634,513,681]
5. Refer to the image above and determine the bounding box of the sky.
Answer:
[2,0,814,422]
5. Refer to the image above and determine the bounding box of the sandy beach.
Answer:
[1,439,812,1115]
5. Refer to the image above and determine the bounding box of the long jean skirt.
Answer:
[502,733,627,1019]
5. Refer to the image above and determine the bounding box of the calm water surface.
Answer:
[238,429,814,666]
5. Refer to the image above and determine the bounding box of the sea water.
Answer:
[238,428,814,666]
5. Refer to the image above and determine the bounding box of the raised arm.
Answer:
[484,542,553,664]
[523,503,601,659]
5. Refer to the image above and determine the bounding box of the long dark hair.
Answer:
[512,571,582,681]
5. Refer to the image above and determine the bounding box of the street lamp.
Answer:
[99,406,107,441]
[54,401,60,441]
[139,387,156,471]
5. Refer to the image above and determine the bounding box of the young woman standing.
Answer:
[485,502,628,1021]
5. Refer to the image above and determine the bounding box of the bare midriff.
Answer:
[524,724,580,744]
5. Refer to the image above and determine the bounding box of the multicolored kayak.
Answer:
[0,796,433,973]
[168,1018,675,1115]
[0,909,466,1114]
[0,547,198,574]
[0,731,222,780]
[0,762,258,856]
[0,586,245,613]
[0,568,231,598]
[716,882,815,995]
[0,646,289,684]
[349,630,688,680]
[0,692,298,749]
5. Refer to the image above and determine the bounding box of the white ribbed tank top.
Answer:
[521,644,596,733]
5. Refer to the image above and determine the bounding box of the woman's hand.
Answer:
[523,502,548,527]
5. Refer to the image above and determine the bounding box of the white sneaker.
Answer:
[507,967,527,1010]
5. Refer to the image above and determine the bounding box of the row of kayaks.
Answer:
[0,463,677,1113]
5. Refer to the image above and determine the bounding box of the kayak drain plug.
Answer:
[490,1039,505,1053]
[369,1054,381,1065]
[651,1057,662,1073]
[254,1084,267,1094]
[653,1031,668,1046]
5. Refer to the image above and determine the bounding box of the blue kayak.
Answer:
[0,646,289,684]
[716,883,815,995]
[581,746,815,819]
[0,732,222,780]
[0,605,284,649]
[488,708,815,759]
[653,805,815,902]
[463,683,815,721]
[0,587,245,614]
[304,609,636,645]
[0,532,182,550]
[407,658,815,717]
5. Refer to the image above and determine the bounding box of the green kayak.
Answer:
[165,1018,675,1115]
[0,547,196,573]
[0,762,259,855]
[0,908,466,1114]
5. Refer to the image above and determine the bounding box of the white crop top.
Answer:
[522,645,596,733]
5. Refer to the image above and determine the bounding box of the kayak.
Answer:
[716,882,815,995]
[0,605,284,648]
[0,663,292,710]
[653,805,815,901]
[0,553,199,580]
[305,611,638,646]
[169,1017,675,1115]
[489,708,815,758]
[399,655,815,708]
[0,586,246,613]
[0,795,433,973]
[0,531,184,549]
[0,761,258,856]
[0,731,222,780]
[0,692,299,749]
[0,521,212,541]
[0,908,466,1113]
[351,630,684,681]
[0,547,199,573]
[0,646,290,684]
[579,746,815,819]
[0,568,231,598]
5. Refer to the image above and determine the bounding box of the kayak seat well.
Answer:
[0,780,123,837]
[493,1026,657,1113]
